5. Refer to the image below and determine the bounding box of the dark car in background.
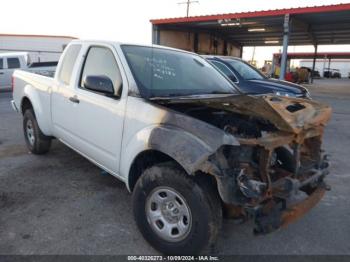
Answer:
[301,66,321,79]
[205,56,310,98]
[324,68,341,78]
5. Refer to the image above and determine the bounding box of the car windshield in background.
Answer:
[224,59,266,81]
[121,45,237,98]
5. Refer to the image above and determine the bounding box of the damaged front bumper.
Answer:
[213,135,331,235]
[253,185,327,235]
[252,166,330,235]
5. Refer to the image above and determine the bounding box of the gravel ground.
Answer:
[0,81,350,255]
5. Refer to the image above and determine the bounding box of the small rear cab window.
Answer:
[58,44,82,85]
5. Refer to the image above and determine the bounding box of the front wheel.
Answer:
[132,162,222,255]
[23,109,51,154]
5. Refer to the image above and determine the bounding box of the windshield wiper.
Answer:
[193,58,205,67]
[245,78,259,80]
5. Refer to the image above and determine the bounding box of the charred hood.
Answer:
[152,95,332,137]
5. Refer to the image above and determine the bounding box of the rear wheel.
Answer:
[132,162,222,255]
[23,109,51,154]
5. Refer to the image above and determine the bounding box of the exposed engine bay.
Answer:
[164,103,277,138]
[153,94,332,234]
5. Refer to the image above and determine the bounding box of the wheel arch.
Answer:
[21,96,34,115]
[127,149,184,192]
[122,125,228,192]
[20,88,52,136]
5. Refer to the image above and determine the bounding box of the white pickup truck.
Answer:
[12,40,332,255]
[0,52,57,91]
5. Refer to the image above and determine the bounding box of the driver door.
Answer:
[73,45,127,174]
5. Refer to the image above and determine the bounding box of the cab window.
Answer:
[58,44,82,85]
[80,46,122,95]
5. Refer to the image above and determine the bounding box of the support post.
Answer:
[223,40,228,56]
[271,54,276,78]
[311,44,317,84]
[238,45,243,58]
[326,58,331,78]
[194,33,199,53]
[152,25,160,45]
[322,55,327,77]
[279,14,290,80]
[251,46,256,64]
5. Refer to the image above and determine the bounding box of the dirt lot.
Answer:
[1,79,350,255]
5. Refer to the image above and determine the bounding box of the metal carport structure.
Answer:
[273,52,350,76]
[151,3,350,81]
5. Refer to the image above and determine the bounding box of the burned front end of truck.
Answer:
[155,94,332,234]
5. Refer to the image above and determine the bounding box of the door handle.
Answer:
[69,96,80,104]
[0,72,4,75]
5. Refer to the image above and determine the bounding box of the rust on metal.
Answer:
[281,187,326,227]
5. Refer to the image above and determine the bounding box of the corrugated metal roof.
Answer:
[151,3,350,25]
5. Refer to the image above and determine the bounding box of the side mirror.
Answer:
[83,75,115,96]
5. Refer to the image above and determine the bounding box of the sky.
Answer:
[2,0,350,66]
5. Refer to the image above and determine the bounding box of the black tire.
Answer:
[132,162,222,255]
[23,109,51,154]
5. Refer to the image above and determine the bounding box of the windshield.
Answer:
[224,59,266,80]
[121,45,238,98]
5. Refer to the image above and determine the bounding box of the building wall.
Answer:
[158,29,241,56]
[0,35,75,62]
[227,42,241,57]
[159,30,194,51]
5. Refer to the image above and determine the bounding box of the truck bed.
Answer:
[12,70,54,135]
[27,62,57,78]
[13,70,54,91]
